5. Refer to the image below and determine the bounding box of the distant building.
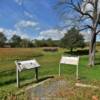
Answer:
[4,44,11,48]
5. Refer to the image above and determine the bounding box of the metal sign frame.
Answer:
[59,56,79,80]
[15,59,40,88]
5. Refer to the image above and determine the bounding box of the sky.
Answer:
[0,0,100,41]
[0,0,64,40]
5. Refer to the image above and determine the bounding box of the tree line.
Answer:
[0,27,86,52]
[0,33,33,48]
[0,32,60,48]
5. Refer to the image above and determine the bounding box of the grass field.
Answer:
[0,47,100,99]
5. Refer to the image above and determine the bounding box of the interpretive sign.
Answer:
[59,56,79,79]
[15,59,40,88]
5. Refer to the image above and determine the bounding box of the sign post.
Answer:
[59,63,61,76]
[15,59,40,88]
[76,64,79,80]
[35,67,38,81]
[16,64,20,88]
[59,56,79,80]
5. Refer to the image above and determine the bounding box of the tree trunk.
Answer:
[89,31,96,67]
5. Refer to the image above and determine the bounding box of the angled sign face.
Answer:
[15,59,40,88]
[60,56,79,65]
[16,59,40,72]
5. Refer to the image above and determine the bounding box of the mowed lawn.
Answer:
[0,47,100,99]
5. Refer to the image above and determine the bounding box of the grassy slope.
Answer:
[0,47,100,99]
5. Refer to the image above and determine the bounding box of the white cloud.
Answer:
[81,30,100,42]
[15,20,39,35]
[38,28,96,41]
[15,20,38,30]
[15,0,23,6]
[24,11,33,18]
[1,27,99,41]
[0,27,66,40]
[0,20,39,40]
[35,27,41,31]
[0,28,17,39]
[0,27,30,39]
[82,1,93,13]
[21,34,30,39]
[81,30,91,42]
[37,28,67,40]
[0,28,4,32]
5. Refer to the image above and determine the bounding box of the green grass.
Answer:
[0,47,100,99]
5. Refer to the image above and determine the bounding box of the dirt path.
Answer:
[26,79,68,100]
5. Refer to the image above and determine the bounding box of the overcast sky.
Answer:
[0,0,100,41]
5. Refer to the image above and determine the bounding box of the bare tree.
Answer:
[58,0,100,66]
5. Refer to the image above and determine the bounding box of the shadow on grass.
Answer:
[0,69,31,86]
[95,62,100,65]
[0,75,54,87]
[95,57,100,65]
[79,76,87,80]
[20,75,54,88]
[64,49,89,56]
[0,77,28,86]
[0,69,15,77]
[37,75,54,83]
[64,49,99,56]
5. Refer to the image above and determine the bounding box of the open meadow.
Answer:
[0,47,100,99]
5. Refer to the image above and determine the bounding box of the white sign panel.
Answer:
[60,56,79,65]
[16,59,40,72]
[59,56,79,79]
